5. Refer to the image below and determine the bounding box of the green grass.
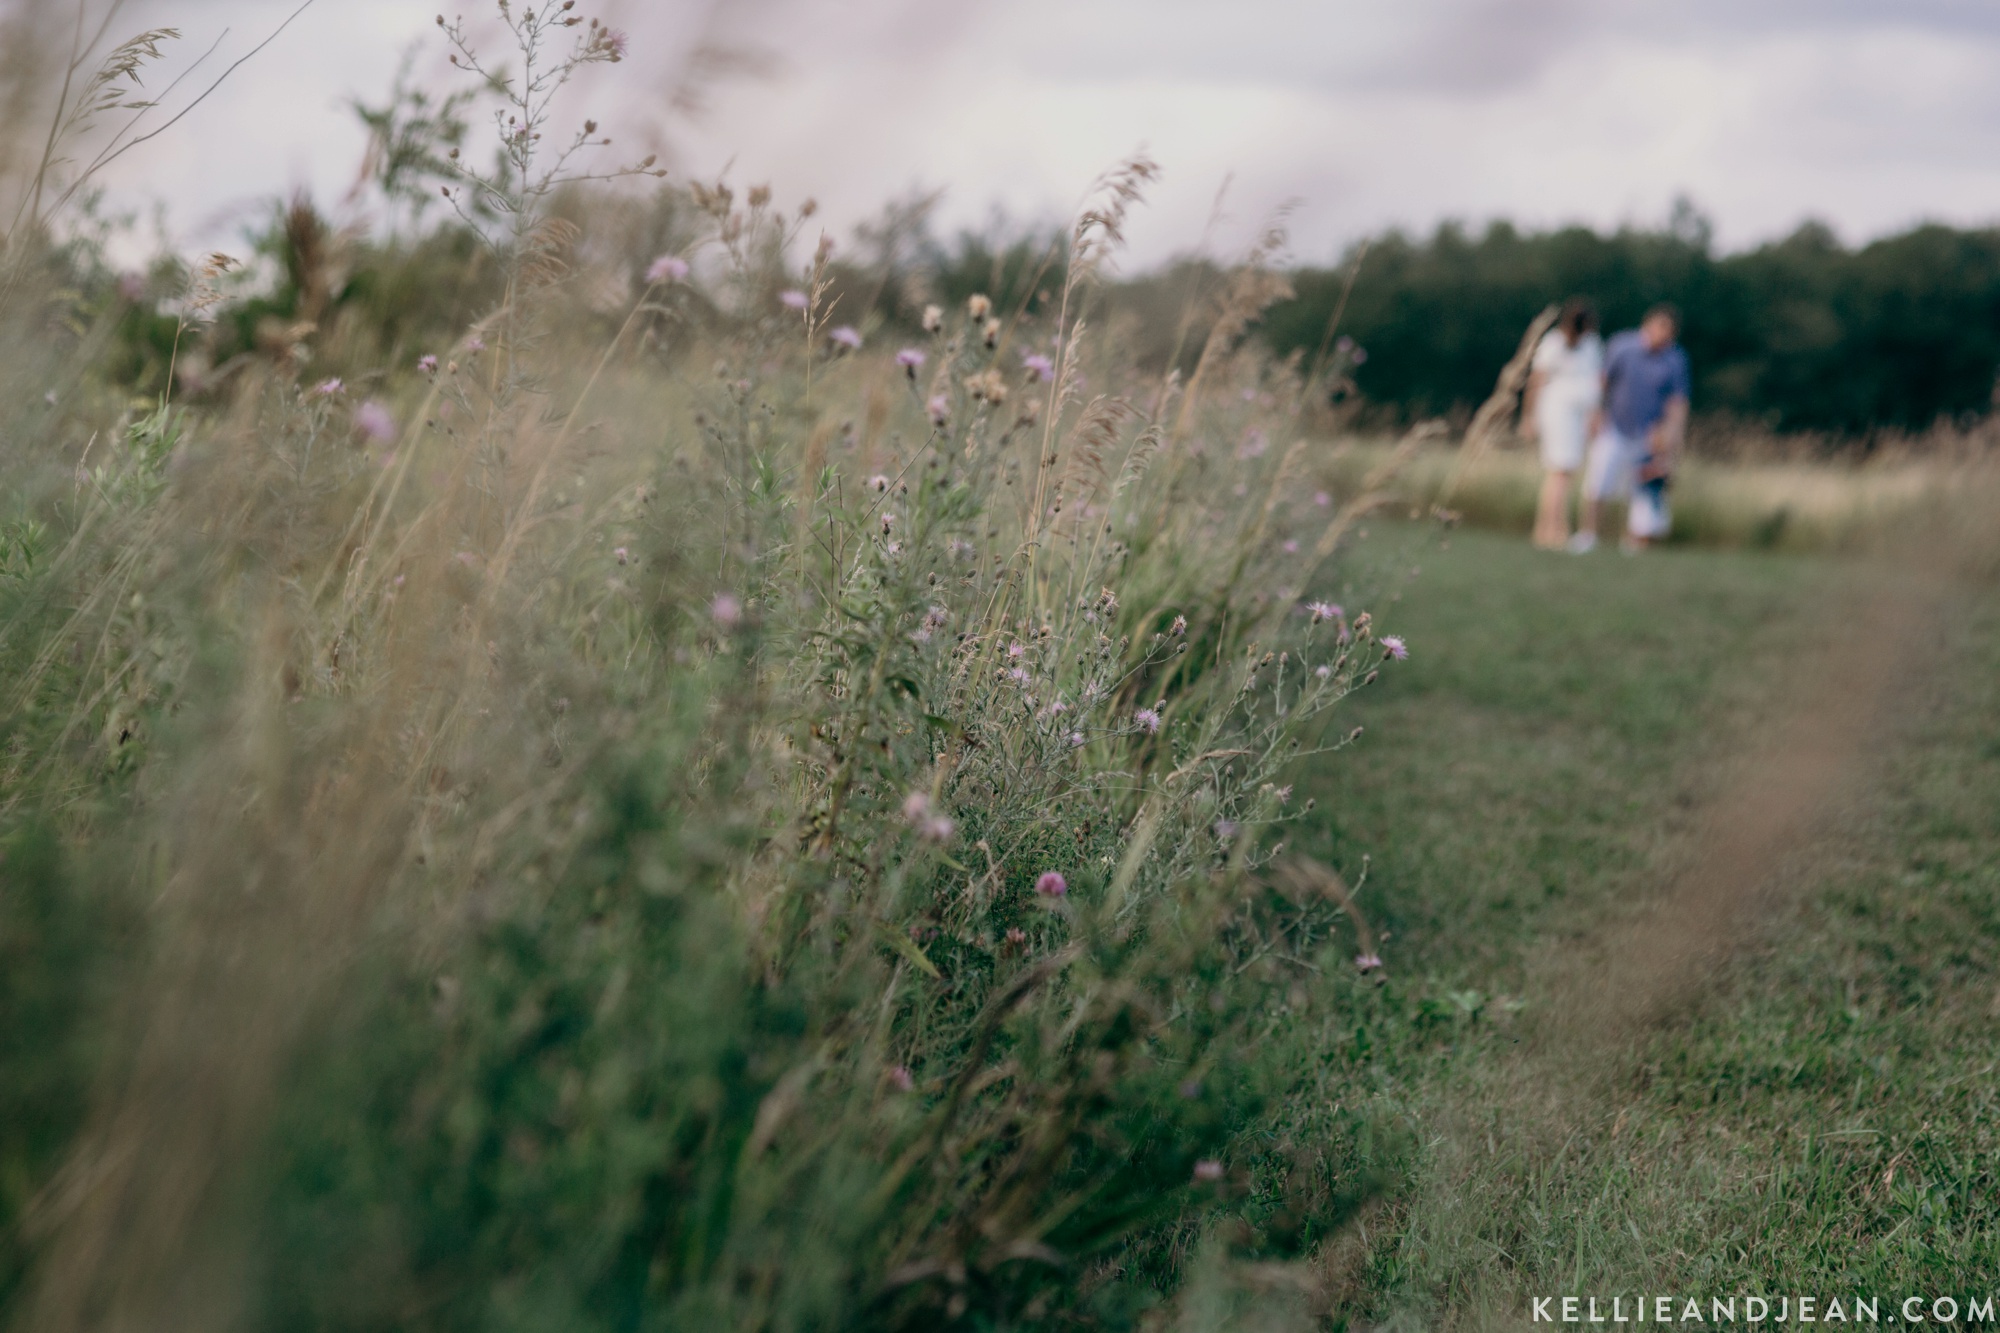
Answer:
[1282,527,2000,1324]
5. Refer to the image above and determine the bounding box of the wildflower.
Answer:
[1306,600,1343,623]
[1236,428,1268,460]
[967,293,992,320]
[1314,490,1331,508]
[1314,665,1332,680]
[597,27,629,60]
[1355,953,1384,972]
[1006,667,1031,686]
[1276,785,1293,804]
[1068,731,1086,748]
[1134,707,1161,734]
[1335,335,1354,354]
[1351,346,1368,364]
[646,254,689,284]
[417,354,439,375]
[885,540,903,556]
[466,336,486,353]
[1007,642,1025,658]
[829,325,863,351]
[1004,926,1028,948]
[1021,352,1054,382]
[902,790,933,824]
[1382,635,1409,661]
[1283,539,1299,554]
[779,289,809,311]
[922,304,944,333]
[1214,820,1238,841]
[355,400,397,442]
[1035,871,1068,898]
[313,377,343,397]
[927,395,949,426]
[982,317,1002,348]
[920,815,955,843]
[1171,614,1187,635]
[613,547,630,565]
[1193,1160,1225,1182]
[868,474,890,493]
[896,347,927,376]
[710,592,743,627]
[889,1065,915,1092]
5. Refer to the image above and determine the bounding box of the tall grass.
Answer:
[0,13,1416,1329]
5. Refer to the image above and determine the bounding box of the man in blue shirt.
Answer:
[1571,304,1691,553]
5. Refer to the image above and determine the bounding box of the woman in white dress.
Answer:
[1521,298,1602,550]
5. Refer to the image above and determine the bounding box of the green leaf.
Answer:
[875,922,941,980]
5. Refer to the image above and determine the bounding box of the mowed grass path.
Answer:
[1293,527,2000,1325]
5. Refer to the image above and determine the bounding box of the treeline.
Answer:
[1260,216,2000,436]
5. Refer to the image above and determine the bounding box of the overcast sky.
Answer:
[87,0,2000,269]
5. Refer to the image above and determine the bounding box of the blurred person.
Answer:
[1572,303,1690,554]
[1521,297,1602,549]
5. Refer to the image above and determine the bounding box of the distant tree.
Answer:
[1262,211,2000,437]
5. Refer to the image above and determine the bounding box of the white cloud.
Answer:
[80,0,2000,268]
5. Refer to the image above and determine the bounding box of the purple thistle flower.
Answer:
[927,395,949,426]
[601,28,629,60]
[1355,953,1384,972]
[1067,731,1086,748]
[710,592,743,627]
[355,400,397,442]
[1306,600,1343,623]
[1315,664,1332,680]
[829,325,863,351]
[1382,635,1409,661]
[1193,1160,1225,1182]
[1314,490,1332,508]
[896,347,927,375]
[902,791,932,824]
[646,254,690,284]
[313,377,343,397]
[1134,707,1161,734]
[920,816,955,844]
[1351,346,1368,365]
[1035,871,1068,898]
[779,289,809,311]
[465,336,486,353]
[889,1065,914,1092]
[417,354,439,375]
[1021,352,1055,382]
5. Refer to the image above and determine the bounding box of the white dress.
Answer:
[1531,330,1602,472]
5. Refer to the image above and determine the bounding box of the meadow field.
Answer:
[2,8,1998,1331]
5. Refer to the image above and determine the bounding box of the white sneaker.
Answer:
[1566,532,1597,554]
